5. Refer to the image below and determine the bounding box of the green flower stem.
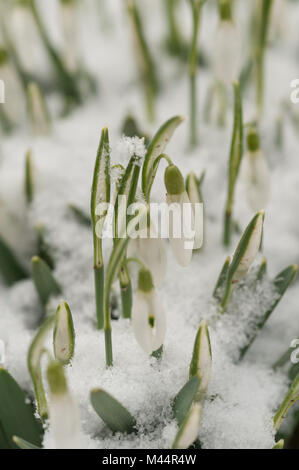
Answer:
[119,264,132,319]
[164,0,182,55]
[188,1,201,147]
[94,264,104,329]
[126,0,158,122]
[25,149,34,203]
[256,0,273,114]
[223,81,243,246]
[91,128,110,330]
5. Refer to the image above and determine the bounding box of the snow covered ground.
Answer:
[0,0,299,449]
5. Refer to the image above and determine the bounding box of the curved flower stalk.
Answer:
[28,315,56,420]
[164,165,195,267]
[142,115,184,201]
[213,0,240,86]
[0,47,25,129]
[47,360,81,449]
[127,215,167,287]
[241,128,271,212]
[53,301,75,366]
[132,268,166,355]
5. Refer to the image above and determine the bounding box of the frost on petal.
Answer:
[213,21,240,86]
[241,150,271,212]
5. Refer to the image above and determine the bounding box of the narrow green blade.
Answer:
[31,256,61,306]
[172,376,200,426]
[90,388,136,434]
[0,368,43,449]
[0,235,28,286]
[240,265,297,358]
[274,373,299,431]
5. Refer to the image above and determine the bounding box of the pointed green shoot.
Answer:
[189,320,212,401]
[142,116,184,199]
[223,81,243,246]
[53,301,75,365]
[213,256,230,301]
[0,368,43,449]
[221,211,264,310]
[172,376,200,426]
[274,373,299,431]
[0,235,28,286]
[91,128,110,330]
[172,402,201,450]
[90,388,136,434]
[28,315,55,419]
[31,256,61,306]
[25,149,34,203]
[27,82,51,136]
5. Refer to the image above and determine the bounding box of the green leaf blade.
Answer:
[90,388,136,434]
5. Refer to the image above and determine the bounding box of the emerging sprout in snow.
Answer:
[53,301,75,366]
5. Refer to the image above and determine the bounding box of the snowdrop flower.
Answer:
[0,48,25,125]
[213,0,240,86]
[164,164,194,267]
[241,128,270,212]
[132,268,166,355]
[127,218,167,287]
[47,360,81,449]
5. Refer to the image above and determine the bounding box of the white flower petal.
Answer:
[213,21,240,86]
[132,291,166,354]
